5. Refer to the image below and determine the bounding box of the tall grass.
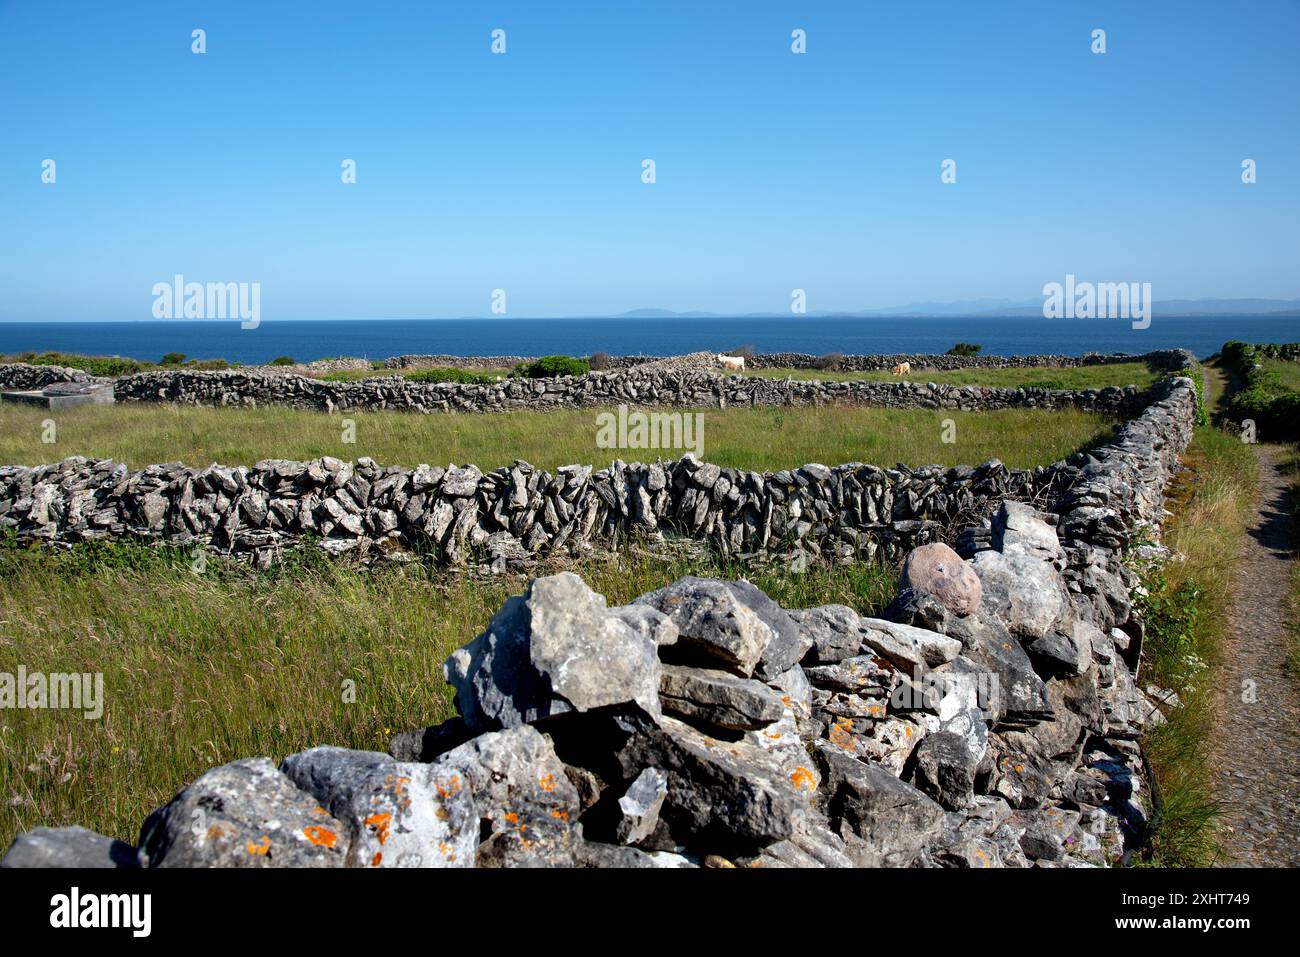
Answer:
[1138,423,1257,866]
[0,541,895,848]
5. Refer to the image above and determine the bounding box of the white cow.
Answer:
[717,354,746,372]
[891,361,911,376]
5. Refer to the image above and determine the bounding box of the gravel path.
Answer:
[1211,446,1300,866]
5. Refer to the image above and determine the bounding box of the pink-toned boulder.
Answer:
[899,543,983,616]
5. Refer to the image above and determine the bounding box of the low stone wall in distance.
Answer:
[0,377,1198,577]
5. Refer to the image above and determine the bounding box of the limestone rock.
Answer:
[444,572,662,731]
[659,663,785,731]
[280,746,478,868]
[137,758,349,868]
[2,826,137,869]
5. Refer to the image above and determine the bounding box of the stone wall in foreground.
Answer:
[1,498,1169,868]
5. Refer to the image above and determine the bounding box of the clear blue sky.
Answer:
[1,0,1297,321]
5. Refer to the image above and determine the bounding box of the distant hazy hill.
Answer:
[609,298,1300,320]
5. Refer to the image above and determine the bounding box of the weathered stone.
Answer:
[280,746,477,868]
[790,604,866,663]
[1,826,137,869]
[859,617,962,671]
[899,542,983,615]
[615,767,668,845]
[971,548,1067,642]
[616,716,815,849]
[814,742,945,867]
[444,572,662,731]
[634,576,773,676]
[993,501,1060,560]
[659,663,784,731]
[137,758,349,867]
[911,731,978,811]
[436,725,581,867]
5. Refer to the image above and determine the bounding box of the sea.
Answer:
[0,315,1296,366]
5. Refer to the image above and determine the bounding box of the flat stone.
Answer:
[858,617,963,671]
[659,663,785,731]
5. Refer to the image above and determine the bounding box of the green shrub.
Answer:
[1220,340,1300,440]
[160,352,187,366]
[946,342,983,357]
[512,355,589,379]
[403,367,498,385]
[23,352,151,377]
[268,356,296,367]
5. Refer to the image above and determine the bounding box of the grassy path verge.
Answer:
[1139,365,1257,866]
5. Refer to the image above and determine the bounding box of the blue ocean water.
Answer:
[0,315,1296,365]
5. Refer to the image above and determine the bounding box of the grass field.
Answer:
[745,361,1161,390]
[0,543,896,848]
[1260,357,1300,393]
[0,402,1118,473]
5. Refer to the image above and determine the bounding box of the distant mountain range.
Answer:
[608,298,1300,320]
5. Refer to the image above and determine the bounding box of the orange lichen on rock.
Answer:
[364,812,392,845]
[790,766,817,792]
[538,773,556,792]
[303,826,338,848]
[246,835,270,857]
[828,718,855,751]
[436,774,462,799]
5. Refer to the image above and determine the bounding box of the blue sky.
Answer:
[1,0,1297,321]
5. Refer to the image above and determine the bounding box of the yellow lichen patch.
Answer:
[538,773,556,792]
[438,840,456,861]
[246,835,270,857]
[303,826,337,848]
[790,766,817,792]
[310,806,331,818]
[364,812,393,845]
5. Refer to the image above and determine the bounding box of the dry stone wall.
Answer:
[1,496,1171,869]
[95,367,1153,416]
[0,356,1199,869]
[0,375,1197,579]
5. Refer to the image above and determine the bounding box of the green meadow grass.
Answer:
[746,361,1161,390]
[0,402,1117,473]
[0,544,896,847]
